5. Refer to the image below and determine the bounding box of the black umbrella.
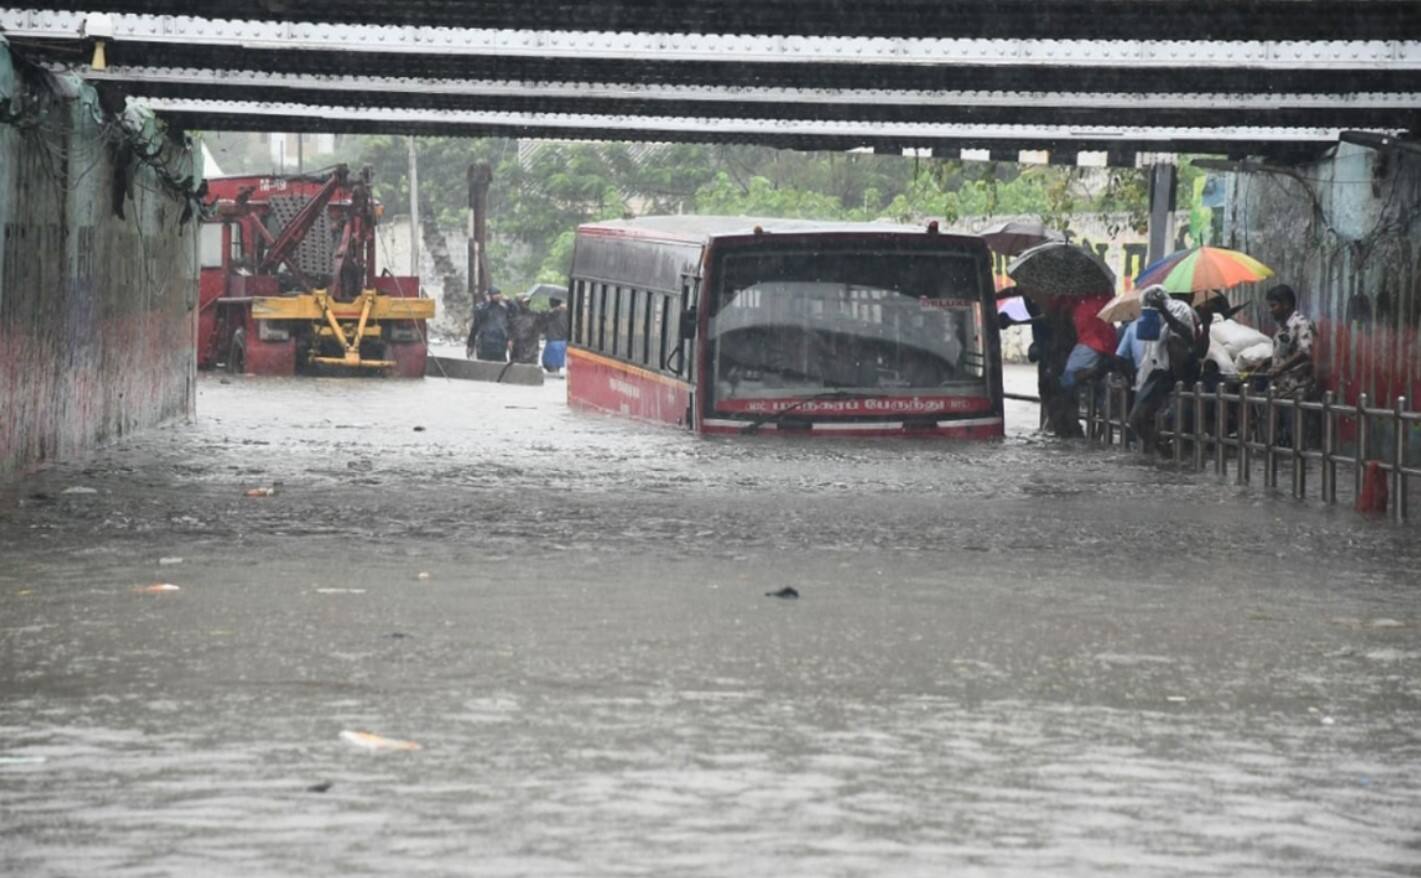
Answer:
[980,220,1065,257]
[1007,241,1116,297]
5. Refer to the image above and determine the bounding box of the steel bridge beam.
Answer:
[143,97,1386,156]
[7,1,1421,40]
[6,10,1420,71]
[86,66,1421,131]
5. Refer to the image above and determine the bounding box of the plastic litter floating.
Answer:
[340,730,420,752]
[133,583,181,594]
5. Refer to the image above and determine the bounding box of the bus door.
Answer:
[678,270,702,426]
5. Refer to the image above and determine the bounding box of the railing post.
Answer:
[1193,382,1206,471]
[1292,393,1306,499]
[1097,375,1108,443]
[1215,382,1227,477]
[1238,382,1252,485]
[1173,382,1185,464]
[1265,387,1278,489]
[1119,382,1130,449]
[1394,397,1409,523]
[1086,382,1099,443]
[1321,391,1336,504]
[1356,393,1370,504]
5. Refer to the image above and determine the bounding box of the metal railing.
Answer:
[1083,380,1417,523]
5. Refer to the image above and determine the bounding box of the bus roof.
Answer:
[577,215,982,247]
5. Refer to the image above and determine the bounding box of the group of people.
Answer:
[1013,282,1318,451]
[465,287,570,375]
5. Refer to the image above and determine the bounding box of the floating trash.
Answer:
[340,730,420,752]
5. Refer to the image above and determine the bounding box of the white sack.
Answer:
[1210,319,1271,359]
[1236,341,1275,370]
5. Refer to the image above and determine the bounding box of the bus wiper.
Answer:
[739,389,866,435]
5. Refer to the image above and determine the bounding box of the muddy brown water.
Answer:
[1,366,1418,876]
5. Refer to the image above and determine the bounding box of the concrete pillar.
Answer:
[1147,162,1178,264]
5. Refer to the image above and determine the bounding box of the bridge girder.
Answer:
[1,7,1416,160]
[7,1,1421,40]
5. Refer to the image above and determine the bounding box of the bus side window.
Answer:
[641,289,654,365]
[597,283,608,352]
[657,294,671,372]
[608,286,619,355]
[578,279,590,346]
[626,288,639,362]
[583,282,593,348]
[570,280,582,345]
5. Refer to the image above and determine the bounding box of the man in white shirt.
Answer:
[1126,285,1200,450]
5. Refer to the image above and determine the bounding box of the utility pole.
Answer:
[407,136,420,278]
[467,162,493,308]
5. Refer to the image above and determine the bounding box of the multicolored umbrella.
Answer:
[1133,246,1274,302]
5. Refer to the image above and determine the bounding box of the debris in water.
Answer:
[306,780,334,793]
[416,571,432,581]
[1321,716,1336,726]
[340,730,420,752]
[62,486,98,495]
[1166,695,1188,703]
[315,588,366,595]
[413,426,426,432]
[245,487,276,497]
[159,557,184,566]
[134,583,181,594]
[766,586,799,599]
[385,632,411,639]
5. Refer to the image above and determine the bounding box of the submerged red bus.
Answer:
[565,216,1003,437]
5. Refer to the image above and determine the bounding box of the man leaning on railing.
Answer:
[1264,284,1317,398]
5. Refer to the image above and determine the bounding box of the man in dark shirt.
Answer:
[508,295,542,365]
[540,298,570,375]
[466,287,512,362]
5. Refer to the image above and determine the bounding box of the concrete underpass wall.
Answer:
[0,40,199,478]
[1221,143,1421,408]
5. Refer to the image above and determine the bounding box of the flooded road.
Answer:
[2,366,1418,876]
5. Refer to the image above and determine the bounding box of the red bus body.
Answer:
[565,217,1004,438]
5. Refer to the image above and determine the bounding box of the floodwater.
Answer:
[1,364,1418,877]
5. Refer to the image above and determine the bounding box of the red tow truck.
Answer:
[197,165,434,377]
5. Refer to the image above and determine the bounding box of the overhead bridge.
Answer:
[2,4,1418,164]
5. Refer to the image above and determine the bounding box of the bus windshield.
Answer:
[709,245,987,403]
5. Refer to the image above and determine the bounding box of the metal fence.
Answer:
[1083,381,1417,523]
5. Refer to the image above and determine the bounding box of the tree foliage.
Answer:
[331,136,1195,294]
